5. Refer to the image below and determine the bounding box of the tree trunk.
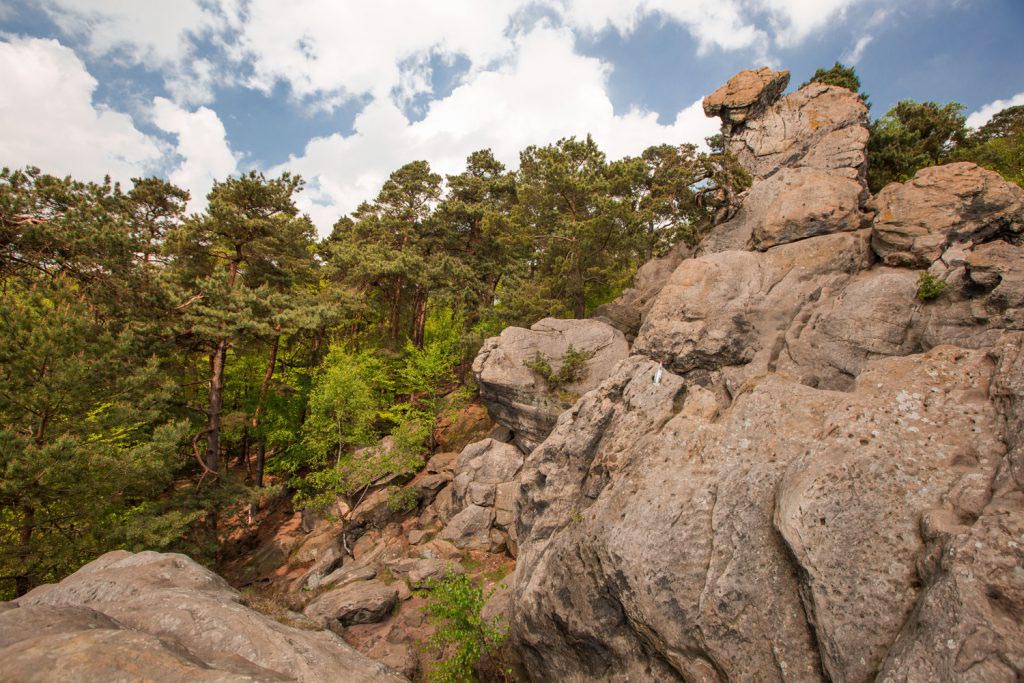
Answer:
[256,442,266,488]
[14,504,34,597]
[412,290,427,348]
[204,259,239,474]
[205,338,227,472]
[389,278,404,341]
[251,333,280,431]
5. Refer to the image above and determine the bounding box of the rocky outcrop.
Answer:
[703,73,871,254]
[870,162,1024,267]
[505,343,1022,682]
[1,550,405,682]
[481,67,1024,682]
[438,438,525,553]
[703,67,790,129]
[473,317,629,451]
[592,241,694,339]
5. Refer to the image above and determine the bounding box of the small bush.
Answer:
[916,272,949,301]
[422,574,507,682]
[386,486,420,513]
[523,344,595,390]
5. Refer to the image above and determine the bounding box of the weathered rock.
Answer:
[507,345,1014,682]
[424,451,459,475]
[439,504,495,550]
[870,162,1024,267]
[634,229,874,391]
[473,317,629,451]
[5,551,405,682]
[350,487,402,529]
[592,241,694,339]
[724,82,869,181]
[451,439,524,508]
[774,268,923,389]
[304,580,399,630]
[702,66,790,128]
[748,167,868,248]
[320,562,377,590]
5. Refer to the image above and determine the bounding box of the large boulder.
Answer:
[870,162,1024,267]
[633,229,874,393]
[473,317,629,451]
[303,580,399,630]
[506,343,1019,682]
[702,66,790,129]
[2,551,405,682]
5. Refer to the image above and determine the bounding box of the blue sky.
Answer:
[1,0,1022,233]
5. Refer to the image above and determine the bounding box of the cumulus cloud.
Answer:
[38,0,225,66]
[269,25,720,232]
[967,92,1024,129]
[561,0,768,53]
[37,0,238,105]
[0,36,163,182]
[151,97,238,212]
[234,0,530,106]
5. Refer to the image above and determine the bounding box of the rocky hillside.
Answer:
[482,68,1024,681]
[3,67,1022,682]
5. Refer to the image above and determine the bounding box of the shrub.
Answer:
[422,574,507,683]
[386,486,420,513]
[523,344,595,390]
[916,272,949,301]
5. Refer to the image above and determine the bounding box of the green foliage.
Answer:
[803,62,870,108]
[955,105,1024,187]
[868,101,968,192]
[302,347,389,462]
[422,574,507,683]
[916,272,950,301]
[386,486,420,514]
[523,344,595,391]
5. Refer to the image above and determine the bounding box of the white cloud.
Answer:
[234,0,530,106]
[270,25,720,233]
[967,92,1024,129]
[151,97,238,212]
[561,0,768,54]
[38,0,230,67]
[841,34,873,64]
[0,36,163,182]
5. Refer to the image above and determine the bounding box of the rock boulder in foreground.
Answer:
[0,551,406,682]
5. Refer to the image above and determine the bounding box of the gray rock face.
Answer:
[871,162,1024,267]
[726,81,869,181]
[2,551,405,682]
[592,241,694,340]
[473,317,629,451]
[633,229,874,391]
[507,345,1018,682]
[436,438,526,553]
[304,580,399,629]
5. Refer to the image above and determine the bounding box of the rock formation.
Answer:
[0,550,405,682]
[473,317,629,451]
[469,68,1024,681]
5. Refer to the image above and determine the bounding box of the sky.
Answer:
[1,1,1022,235]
